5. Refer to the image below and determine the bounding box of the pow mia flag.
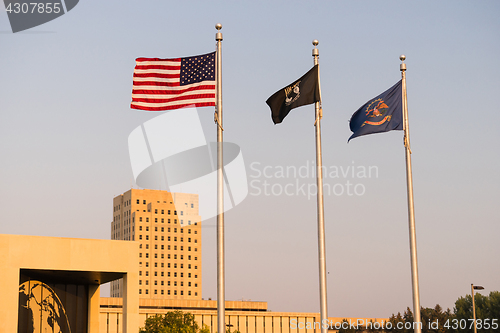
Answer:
[266,65,320,124]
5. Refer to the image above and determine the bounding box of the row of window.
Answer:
[138,235,197,244]
[138,226,198,235]
[137,244,198,252]
[139,262,198,269]
[139,289,197,296]
[137,216,199,226]
[140,253,198,260]
[139,280,198,287]
[139,271,198,278]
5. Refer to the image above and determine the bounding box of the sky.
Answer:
[1,0,499,319]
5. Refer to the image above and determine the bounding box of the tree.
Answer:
[139,311,200,333]
[453,291,500,333]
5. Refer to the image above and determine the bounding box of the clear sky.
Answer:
[1,0,499,319]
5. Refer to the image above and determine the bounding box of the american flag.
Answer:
[131,52,216,111]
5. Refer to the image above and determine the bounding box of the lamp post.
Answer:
[471,284,484,333]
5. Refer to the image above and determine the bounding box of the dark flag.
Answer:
[348,80,403,141]
[266,65,320,124]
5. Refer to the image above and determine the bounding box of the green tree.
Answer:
[453,291,500,333]
[139,311,200,333]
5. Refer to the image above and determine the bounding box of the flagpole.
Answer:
[400,55,422,333]
[313,40,329,333]
[215,23,226,333]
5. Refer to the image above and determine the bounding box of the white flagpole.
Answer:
[400,55,422,333]
[215,23,226,333]
[313,40,329,333]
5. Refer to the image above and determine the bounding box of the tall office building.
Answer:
[110,189,202,299]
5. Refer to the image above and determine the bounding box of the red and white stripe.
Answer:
[131,58,216,111]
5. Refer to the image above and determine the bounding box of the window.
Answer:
[161,227,164,232]
[168,219,171,223]
[174,211,177,215]
[145,253,149,258]
[143,200,146,204]
[139,253,142,258]
[188,238,191,242]
[180,291,184,295]
[168,290,171,295]
[168,210,171,215]
[188,264,191,269]
[161,245,164,250]
[139,289,142,294]
[188,291,191,295]
[155,227,157,232]
[191,204,194,208]
[188,273,191,278]
[155,218,158,223]
[174,237,177,241]
[154,253,157,258]
[168,263,171,268]
[154,271,157,276]
[161,272,164,276]
[188,255,191,260]
[146,235,149,240]
[145,289,149,294]
[155,209,158,214]
[154,290,157,294]
[146,271,149,276]
[188,229,191,234]
[145,280,149,285]
[161,218,164,223]
[174,290,177,295]
[146,262,149,267]
[146,226,149,231]
[140,217,142,222]
[139,271,142,276]
[188,282,191,286]
[155,244,158,249]
[181,211,183,216]
[161,290,164,295]
[139,235,142,240]
[161,210,164,214]
[146,218,149,222]
[174,272,177,277]
[137,199,140,204]
[168,281,171,286]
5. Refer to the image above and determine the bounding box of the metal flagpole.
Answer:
[312,40,329,333]
[400,55,422,333]
[215,23,226,333]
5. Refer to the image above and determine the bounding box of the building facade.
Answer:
[111,189,202,300]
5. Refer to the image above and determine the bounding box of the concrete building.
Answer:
[99,297,388,333]
[111,189,202,300]
[0,233,139,333]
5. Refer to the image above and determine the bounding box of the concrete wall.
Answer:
[0,234,140,333]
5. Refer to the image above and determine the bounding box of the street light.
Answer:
[471,284,484,333]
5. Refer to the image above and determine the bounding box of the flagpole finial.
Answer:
[215,23,222,41]
[400,54,406,61]
[400,55,406,71]
[312,40,319,58]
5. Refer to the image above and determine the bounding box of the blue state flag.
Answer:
[348,80,403,141]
